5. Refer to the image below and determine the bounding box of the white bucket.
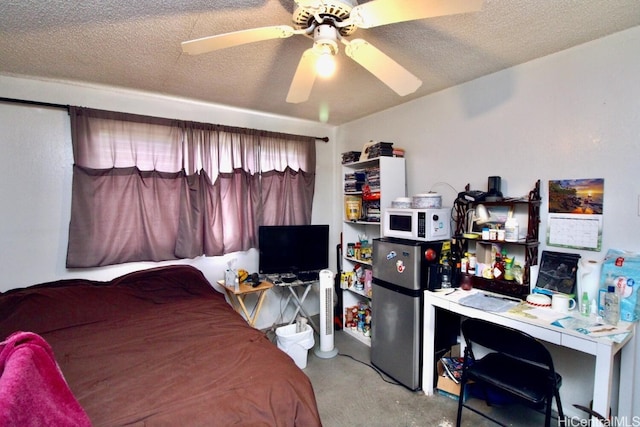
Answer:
[276,324,315,369]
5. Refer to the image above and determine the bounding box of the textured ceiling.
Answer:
[1,0,639,125]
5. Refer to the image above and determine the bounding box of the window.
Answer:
[66,107,316,267]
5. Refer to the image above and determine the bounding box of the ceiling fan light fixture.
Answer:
[312,24,339,78]
[313,24,339,50]
[316,49,336,78]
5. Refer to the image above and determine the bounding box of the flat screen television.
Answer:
[258,225,329,277]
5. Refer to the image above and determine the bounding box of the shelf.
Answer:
[469,275,530,299]
[343,220,380,226]
[344,256,372,266]
[341,155,405,347]
[344,285,371,299]
[342,156,394,168]
[454,180,541,299]
[342,327,371,347]
[471,197,539,206]
[468,238,539,247]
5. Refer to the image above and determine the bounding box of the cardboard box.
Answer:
[436,347,463,399]
[437,359,461,398]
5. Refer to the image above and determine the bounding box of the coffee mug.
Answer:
[551,293,576,313]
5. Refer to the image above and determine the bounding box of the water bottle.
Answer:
[604,286,619,326]
[441,257,452,289]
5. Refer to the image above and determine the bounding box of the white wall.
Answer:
[0,76,338,330]
[337,26,640,419]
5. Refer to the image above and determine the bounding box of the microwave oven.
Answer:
[383,207,451,241]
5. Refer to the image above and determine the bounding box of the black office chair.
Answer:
[456,318,564,427]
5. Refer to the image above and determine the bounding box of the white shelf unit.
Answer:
[341,156,406,346]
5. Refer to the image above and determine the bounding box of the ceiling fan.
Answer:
[181,0,483,103]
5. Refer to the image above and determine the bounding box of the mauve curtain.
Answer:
[260,135,316,225]
[66,107,315,268]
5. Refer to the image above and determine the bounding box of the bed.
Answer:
[0,265,321,426]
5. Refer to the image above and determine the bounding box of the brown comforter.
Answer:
[0,265,321,426]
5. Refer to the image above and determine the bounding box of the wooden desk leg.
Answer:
[251,290,269,327]
[224,289,241,313]
[224,289,269,328]
[235,295,255,327]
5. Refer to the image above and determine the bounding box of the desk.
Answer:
[423,289,636,425]
[218,280,273,328]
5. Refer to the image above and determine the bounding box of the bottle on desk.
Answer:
[450,237,461,287]
[580,291,590,317]
[604,285,620,325]
[440,256,452,289]
[492,254,505,280]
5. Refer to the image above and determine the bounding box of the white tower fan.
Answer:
[314,269,339,358]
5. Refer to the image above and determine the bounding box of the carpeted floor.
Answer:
[268,326,558,427]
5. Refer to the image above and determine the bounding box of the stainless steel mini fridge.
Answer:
[371,237,447,390]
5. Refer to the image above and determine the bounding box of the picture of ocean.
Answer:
[548,178,604,215]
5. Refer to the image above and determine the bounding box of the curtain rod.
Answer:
[0,96,329,143]
[0,96,70,111]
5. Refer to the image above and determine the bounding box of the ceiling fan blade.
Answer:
[182,25,297,55]
[345,39,421,96]
[348,0,483,29]
[286,49,319,104]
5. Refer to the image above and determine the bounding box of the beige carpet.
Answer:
[268,327,557,427]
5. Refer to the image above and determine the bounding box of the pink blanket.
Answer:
[0,331,91,427]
